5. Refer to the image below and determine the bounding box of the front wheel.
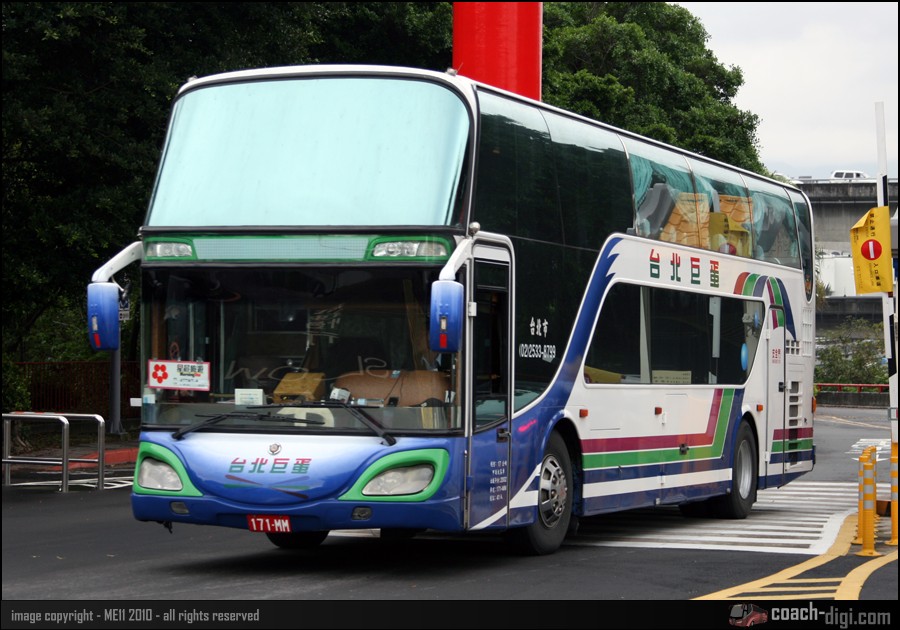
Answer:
[714,421,757,519]
[266,530,329,549]
[506,432,572,555]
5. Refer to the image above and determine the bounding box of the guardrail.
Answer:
[794,177,899,185]
[2,412,105,492]
[816,383,890,393]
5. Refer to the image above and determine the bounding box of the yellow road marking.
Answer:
[834,550,898,600]
[694,514,897,600]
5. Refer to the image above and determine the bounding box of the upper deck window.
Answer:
[146,76,470,228]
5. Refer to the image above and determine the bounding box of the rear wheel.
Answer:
[507,432,572,555]
[266,530,329,549]
[713,421,757,519]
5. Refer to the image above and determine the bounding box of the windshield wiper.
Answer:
[172,410,325,440]
[327,401,397,446]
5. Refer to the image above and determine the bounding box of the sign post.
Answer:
[850,205,897,423]
[452,2,543,101]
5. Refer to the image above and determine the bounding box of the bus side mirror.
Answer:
[87,282,121,351]
[429,280,464,353]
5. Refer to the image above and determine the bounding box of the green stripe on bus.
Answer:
[771,438,814,453]
[742,274,760,296]
[582,390,736,470]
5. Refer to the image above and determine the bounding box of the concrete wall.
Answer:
[817,391,890,408]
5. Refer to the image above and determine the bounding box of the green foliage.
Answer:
[2,353,31,412]
[308,2,452,67]
[815,318,889,385]
[2,2,452,361]
[542,2,763,172]
[3,2,765,362]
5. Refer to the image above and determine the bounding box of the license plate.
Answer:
[247,515,292,533]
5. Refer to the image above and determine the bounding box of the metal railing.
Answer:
[816,383,890,393]
[2,412,105,492]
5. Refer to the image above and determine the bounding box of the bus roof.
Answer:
[175,64,804,196]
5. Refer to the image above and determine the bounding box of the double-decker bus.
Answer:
[88,65,816,555]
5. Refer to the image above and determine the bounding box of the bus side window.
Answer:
[584,283,643,384]
[586,284,762,386]
[473,261,510,427]
[635,182,676,239]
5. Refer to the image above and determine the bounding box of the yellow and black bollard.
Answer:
[888,440,897,547]
[853,446,875,545]
[856,454,882,557]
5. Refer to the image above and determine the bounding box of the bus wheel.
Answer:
[266,531,329,549]
[507,432,572,555]
[714,421,757,519]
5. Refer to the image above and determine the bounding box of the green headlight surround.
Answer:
[339,449,450,502]
[133,442,203,496]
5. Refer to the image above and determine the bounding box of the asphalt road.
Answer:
[1,406,896,629]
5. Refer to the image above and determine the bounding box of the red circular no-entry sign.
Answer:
[860,239,882,261]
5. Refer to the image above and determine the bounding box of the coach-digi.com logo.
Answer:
[728,603,768,627]
[768,603,890,629]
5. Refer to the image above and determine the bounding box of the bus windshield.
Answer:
[146,77,470,228]
[141,266,459,433]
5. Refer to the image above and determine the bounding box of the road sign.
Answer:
[850,206,893,294]
[860,239,882,261]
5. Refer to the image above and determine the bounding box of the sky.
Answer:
[674,2,898,180]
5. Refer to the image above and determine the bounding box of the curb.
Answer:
[47,447,140,470]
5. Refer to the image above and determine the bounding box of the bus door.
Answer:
[466,247,512,530]
[765,305,786,487]
[783,358,808,475]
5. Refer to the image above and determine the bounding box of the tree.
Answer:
[2,2,452,361]
[815,318,888,385]
[2,352,31,413]
[2,3,311,359]
[542,2,763,172]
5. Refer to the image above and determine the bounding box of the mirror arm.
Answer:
[439,237,473,281]
[91,241,143,284]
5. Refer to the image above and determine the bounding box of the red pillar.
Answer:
[452,2,543,101]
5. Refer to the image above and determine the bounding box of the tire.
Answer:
[507,432,572,555]
[713,421,757,519]
[266,530,329,549]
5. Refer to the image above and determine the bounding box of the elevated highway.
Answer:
[799,179,898,254]
[798,179,897,329]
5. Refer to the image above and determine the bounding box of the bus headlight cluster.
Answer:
[146,241,193,258]
[361,464,434,496]
[372,241,447,258]
[137,457,183,491]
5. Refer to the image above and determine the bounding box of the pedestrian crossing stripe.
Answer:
[567,481,864,555]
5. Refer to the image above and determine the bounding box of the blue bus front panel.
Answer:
[131,432,467,533]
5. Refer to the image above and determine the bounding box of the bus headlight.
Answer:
[145,241,194,258]
[361,464,434,496]
[137,457,183,491]
[371,241,448,258]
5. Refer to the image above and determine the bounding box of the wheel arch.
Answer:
[740,410,763,487]
[549,415,583,516]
